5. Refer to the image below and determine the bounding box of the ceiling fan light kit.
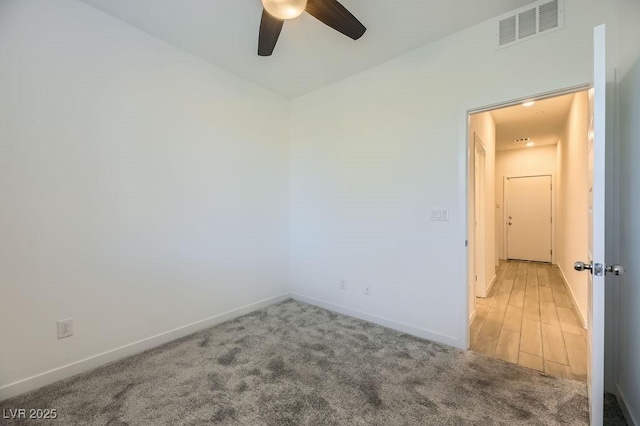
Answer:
[258,0,366,56]
[262,0,308,20]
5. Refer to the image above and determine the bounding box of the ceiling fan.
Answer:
[258,0,366,56]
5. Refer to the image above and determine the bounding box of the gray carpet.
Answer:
[0,300,601,425]
[604,393,628,426]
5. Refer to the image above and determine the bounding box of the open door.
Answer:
[586,24,606,425]
[573,24,623,425]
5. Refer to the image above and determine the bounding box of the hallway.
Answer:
[471,261,587,382]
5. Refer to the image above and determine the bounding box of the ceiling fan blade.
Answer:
[258,9,284,56]
[305,0,366,40]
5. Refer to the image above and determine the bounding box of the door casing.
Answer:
[474,135,487,297]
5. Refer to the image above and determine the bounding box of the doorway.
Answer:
[467,88,591,383]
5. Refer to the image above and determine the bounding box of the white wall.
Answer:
[0,0,289,397]
[289,0,612,349]
[495,145,557,260]
[555,91,589,326]
[468,112,496,305]
[616,51,640,425]
[1,0,633,406]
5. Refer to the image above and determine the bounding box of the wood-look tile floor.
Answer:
[470,261,588,382]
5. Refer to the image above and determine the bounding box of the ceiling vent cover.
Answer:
[497,0,564,49]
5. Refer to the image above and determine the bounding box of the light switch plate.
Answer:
[430,208,449,221]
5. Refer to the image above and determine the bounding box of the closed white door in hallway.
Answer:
[506,175,552,262]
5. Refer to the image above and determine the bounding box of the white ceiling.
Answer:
[78,0,538,98]
[492,93,577,151]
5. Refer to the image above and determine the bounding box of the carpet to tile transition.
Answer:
[1,300,590,425]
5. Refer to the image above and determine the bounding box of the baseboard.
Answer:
[557,265,587,328]
[616,384,638,426]
[486,274,497,294]
[469,309,477,325]
[0,293,290,402]
[290,293,461,349]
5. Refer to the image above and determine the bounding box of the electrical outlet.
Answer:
[339,280,347,290]
[57,318,73,339]
[364,285,371,296]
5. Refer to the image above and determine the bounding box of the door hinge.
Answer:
[465,240,468,247]
[550,250,553,255]
[475,275,478,281]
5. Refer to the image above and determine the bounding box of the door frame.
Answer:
[462,82,590,350]
[503,174,555,264]
[474,134,488,298]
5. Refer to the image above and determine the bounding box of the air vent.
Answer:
[499,16,517,46]
[539,0,559,32]
[518,9,537,39]
[497,0,564,49]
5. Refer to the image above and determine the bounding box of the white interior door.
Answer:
[506,175,552,262]
[585,24,607,426]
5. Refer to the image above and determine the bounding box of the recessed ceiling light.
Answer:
[525,142,535,147]
[522,101,536,107]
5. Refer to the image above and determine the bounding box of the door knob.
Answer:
[575,261,624,276]
[574,261,593,272]
[606,264,625,276]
